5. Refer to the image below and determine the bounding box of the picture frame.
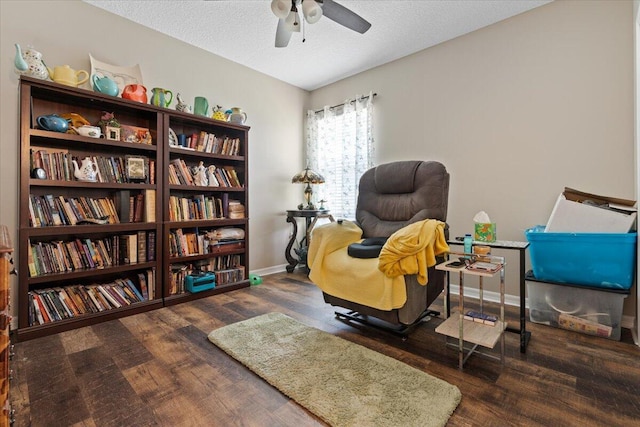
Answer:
[126,155,148,183]
[106,126,121,141]
[120,125,152,145]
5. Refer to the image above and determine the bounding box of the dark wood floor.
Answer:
[9,271,640,426]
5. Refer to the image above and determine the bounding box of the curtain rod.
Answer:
[314,92,377,114]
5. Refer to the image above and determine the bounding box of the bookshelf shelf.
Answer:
[16,76,249,340]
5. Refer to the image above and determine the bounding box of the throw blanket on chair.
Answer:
[308,219,448,311]
[378,219,449,285]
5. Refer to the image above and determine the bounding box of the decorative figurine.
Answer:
[192,161,208,187]
[207,165,219,186]
[175,93,191,113]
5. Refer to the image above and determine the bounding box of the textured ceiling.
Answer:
[84,0,552,91]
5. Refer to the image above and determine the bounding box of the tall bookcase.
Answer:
[16,77,250,340]
[162,104,250,305]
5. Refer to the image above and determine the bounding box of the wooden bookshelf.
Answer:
[15,76,250,340]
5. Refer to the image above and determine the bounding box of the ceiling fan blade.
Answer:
[320,0,371,34]
[275,18,292,47]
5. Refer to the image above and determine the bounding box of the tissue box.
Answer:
[474,223,496,242]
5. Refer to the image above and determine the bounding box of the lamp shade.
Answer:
[271,0,290,19]
[302,0,323,24]
[291,167,325,184]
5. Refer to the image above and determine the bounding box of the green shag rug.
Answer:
[208,312,461,427]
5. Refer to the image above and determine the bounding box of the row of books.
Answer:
[29,194,119,227]
[168,262,244,295]
[27,271,155,326]
[168,227,244,258]
[30,149,154,184]
[115,190,155,223]
[169,195,226,221]
[168,159,242,188]
[27,231,156,277]
[173,131,241,156]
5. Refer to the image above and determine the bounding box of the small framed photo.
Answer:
[126,155,148,182]
[120,125,153,144]
[105,126,121,141]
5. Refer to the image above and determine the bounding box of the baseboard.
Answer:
[250,264,288,277]
[448,284,523,308]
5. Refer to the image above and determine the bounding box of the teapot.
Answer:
[73,125,102,138]
[211,105,227,121]
[36,114,69,133]
[122,84,147,103]
[150,87,173,108]
[59,113,91,129]
[14,44,50,80]
[92,75,119,97]
[72,157,98,182]
[47,65,89,87]
[227,107,247,124]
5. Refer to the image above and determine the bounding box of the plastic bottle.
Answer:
[464,233,473,255]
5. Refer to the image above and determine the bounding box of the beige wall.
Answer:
[310,0,636,317]
[0,0,309,321]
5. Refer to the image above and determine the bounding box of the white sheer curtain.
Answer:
[306,93,374,219]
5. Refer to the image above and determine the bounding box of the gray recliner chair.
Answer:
[312,160,450,336]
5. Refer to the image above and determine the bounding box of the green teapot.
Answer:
[92,75,119,97]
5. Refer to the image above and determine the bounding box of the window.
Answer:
[306,93,374,219]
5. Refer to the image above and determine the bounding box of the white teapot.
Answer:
[72,157,98,182]
[14,44,50,80]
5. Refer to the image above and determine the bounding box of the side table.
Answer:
[448,239,531,353]
[435,257,507,370]
[285,209,333,273]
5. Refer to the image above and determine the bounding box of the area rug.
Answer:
[207,312,461,427]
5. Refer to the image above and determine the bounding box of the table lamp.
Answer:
[291,166,325,210]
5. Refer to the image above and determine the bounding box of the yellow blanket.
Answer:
[378,219,449,285]
[308,221,408,310]
[307,219,448,311]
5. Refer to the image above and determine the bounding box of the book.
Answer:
[463,310,498,326]
[558,313,612,338]
[144,189,156,222]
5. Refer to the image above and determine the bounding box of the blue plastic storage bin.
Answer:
[525,226,637,290]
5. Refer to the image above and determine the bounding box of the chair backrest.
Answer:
[355,160,449,238]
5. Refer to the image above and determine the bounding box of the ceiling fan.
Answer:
[270,0,371,47]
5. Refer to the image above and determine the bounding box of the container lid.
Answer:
[525,270,630,295]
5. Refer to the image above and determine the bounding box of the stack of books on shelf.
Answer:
[228,200,245,219]
[168,159,242,188]
[27,270,154,326]
[168,194,232,221]
[29,194,120,227]
[27,231,155,277]
[175,132,241,156]
[115,190,155,224]
[30,150,153,184]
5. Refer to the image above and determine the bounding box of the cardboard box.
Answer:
[545,187,636,233]
[474,222,496,242]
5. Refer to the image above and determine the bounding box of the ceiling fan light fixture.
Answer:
[302,0,323,24]
[271,0,290,19]
[284,7,301,32]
